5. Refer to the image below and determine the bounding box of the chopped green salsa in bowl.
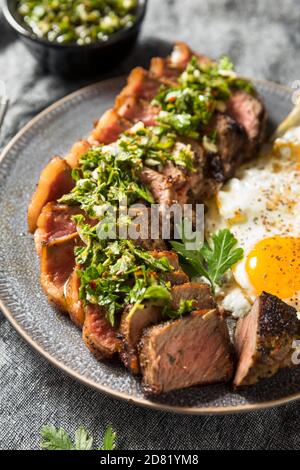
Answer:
[17,0,138,45]
[3,0,147,75]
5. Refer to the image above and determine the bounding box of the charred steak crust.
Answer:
[234,292,300,387]
[205,114,248,183]
[139,309,234,395]
[258,292,299,337]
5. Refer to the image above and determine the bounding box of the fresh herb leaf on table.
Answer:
[40,425,116,451]
[171,228,244,293]
[101,425,117,451]
[74,427,94,450]
[40,425,74,450]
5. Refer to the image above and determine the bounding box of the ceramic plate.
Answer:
[0,76,298,414]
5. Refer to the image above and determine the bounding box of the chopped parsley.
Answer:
[74,218,173,326]
[59,123,199,326]
[18,0,138,45]
[59,124,194,217]
[153,55,254,139]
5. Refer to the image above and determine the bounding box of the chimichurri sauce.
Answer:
[17,0,138,45]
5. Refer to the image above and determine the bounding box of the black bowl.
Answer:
[3,0,148,77]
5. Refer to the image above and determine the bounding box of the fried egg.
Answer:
[206,126,300,316]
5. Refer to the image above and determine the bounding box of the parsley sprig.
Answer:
[40,425,116,451]
[171,228,244,293]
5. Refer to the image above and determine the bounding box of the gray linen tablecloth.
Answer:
[1,0,300,450]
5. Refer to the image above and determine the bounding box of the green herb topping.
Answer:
[59,123,194,217]
[17,0,137,45]
[74,222,173,326]
[59,123,198,326]
[153,56,254,139]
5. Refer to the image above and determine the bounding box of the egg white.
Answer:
[205,126,300,316]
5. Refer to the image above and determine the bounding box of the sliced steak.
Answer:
[162,160,187,187]
[65,267,85,328]
[227,89,267,158]
[119,250,185,374]
[30,42,268,381]
[150,41,208,81]
[181,139,209,201]
[165,270,189,286]
[150,57,180,84]
[141,162,190,208]
[34,202,82,254]
[140,167,177,206]
[40,233,78,312]
[120,280,215,375]
[234,292,300,387]
[65,139,91,169]
[168,41,192,69]
[28,156,75,233]
[126,207,167,251]
[83,304,121,360]
[91,67,161,145]
[139,309,234,394]
[117,96,159,127]
[116,67,160,104]
[170,283,216,310]
[162,161,190,205]
[204,113,248,183]
[151,251,189,285]
[90,109,131,144]
[134,237,167,252]
[168,41,213,71]
[35,203,99,327]
[120,303,163,374]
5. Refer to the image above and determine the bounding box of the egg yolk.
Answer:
[246,236,300,299]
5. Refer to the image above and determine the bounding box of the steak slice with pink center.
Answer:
[139,309,234,395]
[234,292,300,387]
